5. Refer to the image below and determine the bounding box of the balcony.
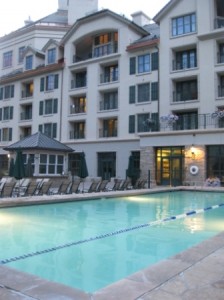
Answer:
[71,78,87,89]
[70,104,86,114]
[172,59,197,71]
[69,130,85,140]
[99,99,118,111]
[21,90,33,99]
[99,128,117,138]
[173,91,198,102]
[214,17,224,29]
[20,111,32,121]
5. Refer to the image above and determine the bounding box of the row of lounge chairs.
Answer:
[0,177,148,198]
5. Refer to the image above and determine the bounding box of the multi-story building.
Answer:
[1,0,224,187]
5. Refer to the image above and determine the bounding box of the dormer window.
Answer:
[25,55,33,70]
[47,48,56,64]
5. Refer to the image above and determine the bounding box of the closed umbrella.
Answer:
[79,152,88,192]
[14,149,25,180]
[127,155,140,186]
[8,158,15,177]
[13,149,26,196]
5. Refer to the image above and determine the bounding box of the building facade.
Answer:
[0,0,224,186]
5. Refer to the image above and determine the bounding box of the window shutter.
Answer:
[53,123,57,138]
[10,107,13,119]
[0,108,2,121]
[129,86,136,104]
[54,74,59,89]
[40,77,45,92]
[53,98,58,113]
[151,52,159,71]
[0,88,3,100]
[129,115,135,133]
[39,124,43,132]
[39,101,44,115]
[151,82,158,101]
[10,85,14,98]
[9,128,12,141]
[129,57,136,75]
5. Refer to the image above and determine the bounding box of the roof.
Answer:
[61,9,149,45]
[153,0,178,23]
[4,132,74,153]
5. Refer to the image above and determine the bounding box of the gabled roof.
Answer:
[61,9,149,45]
[42,39,61,52]
[4,132,74,152]
[153,0,178,24]
[23,46,45,58]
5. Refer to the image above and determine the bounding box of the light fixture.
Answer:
[191,145,195,159]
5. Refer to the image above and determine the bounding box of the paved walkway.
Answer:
[0,187,223,299]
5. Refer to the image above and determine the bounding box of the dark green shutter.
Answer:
[40,77,45,91]
[129,86,136,104]
[9,128,12,141]
[129,115,135,133]
[0,108,2,121]
[53,123,57,138]
[54,74,59,89]
[0,87,3,100]
[129,57,136,75]
[10,107,13,119]
[39,124,43,132]
[10,85,14,98]
[151,82,158,101]
[39,101,43,115]
[151,52,159,71]
[53,98,58,113]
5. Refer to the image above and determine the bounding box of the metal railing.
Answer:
[99,128,117,138]
[100,70,118,84]
[99,99,118,111]
[69,130,85,140]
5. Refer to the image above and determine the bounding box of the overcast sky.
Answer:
[0,0,169,37]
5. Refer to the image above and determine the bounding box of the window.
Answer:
[39,154,65,175]
[39,99,58,115]
[172,13,196,36]
[175,80,198,102]
[138,83,150,103]
[47,48,56,64]
[100,91,118,110]
[138,54,150,73]
[0,85,14,100]
[129,115,135,133]
[38,123,57,138]
[18,47,25,63]
[174,49,197,70]
[25,55,33,70]
[93,32,118,57]
[137,113,150,132]
[151,82,158,101]
[0,106,13,120]
[40,74,59,91]
[3,51,13,68]
[0,128,12,141]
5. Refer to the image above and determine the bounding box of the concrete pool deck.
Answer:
[0,186,223,299]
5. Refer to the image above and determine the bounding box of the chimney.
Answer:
[131,11,151,26]
[58,0,68,10]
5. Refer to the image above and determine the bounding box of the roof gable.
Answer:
[153,0,179,23]
[4,132,73,152]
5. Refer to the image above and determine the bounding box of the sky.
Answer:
[0,0,170,37]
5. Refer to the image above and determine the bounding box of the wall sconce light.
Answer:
[191,145,196,159]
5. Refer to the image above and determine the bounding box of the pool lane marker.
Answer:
[1,203,223,265]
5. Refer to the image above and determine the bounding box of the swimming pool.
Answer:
[0,190,223,292]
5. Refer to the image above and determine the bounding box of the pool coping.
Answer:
[0,186,223,299]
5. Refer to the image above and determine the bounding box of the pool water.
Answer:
[0,191,223,292]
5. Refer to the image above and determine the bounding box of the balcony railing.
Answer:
[71,78,87,89]
[93,42,118,58]
[217,52,224,64]
[99,128,117,138]
[172,60,197,71]
[218,85,224,97]
[20,111,32,120]
[214,17,224,29]
[99,99,118,111]
[100,70,118,84]
[173,91,198,102]
[21,90,33,99]
[69,130,85,139]
[137,113,224,133]
[70,104,86,114]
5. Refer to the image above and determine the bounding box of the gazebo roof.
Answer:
[4,132,74,153]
